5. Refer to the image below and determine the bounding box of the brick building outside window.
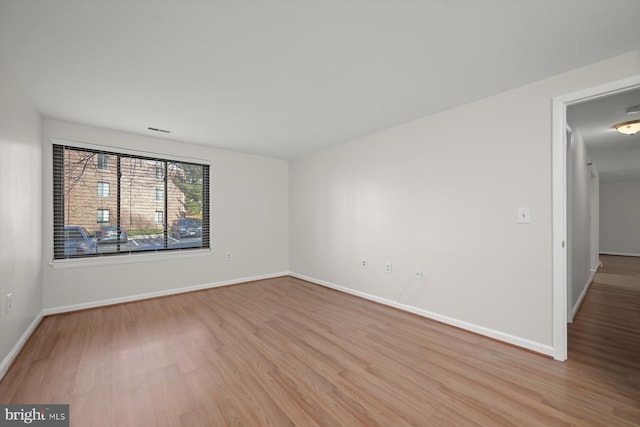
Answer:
[63,150,187,234]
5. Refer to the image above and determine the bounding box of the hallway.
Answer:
[568,255,640,386]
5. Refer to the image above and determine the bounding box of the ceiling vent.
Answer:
[625,105,640,115]
[148,127,171,134]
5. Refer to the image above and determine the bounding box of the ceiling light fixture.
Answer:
[614,120,640,135]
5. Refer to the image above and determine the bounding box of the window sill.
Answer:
[50,248,213,269]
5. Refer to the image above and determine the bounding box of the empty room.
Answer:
[1,1,639,425]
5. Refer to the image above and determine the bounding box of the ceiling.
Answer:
[569,88,640,183]
[1,0,640,160]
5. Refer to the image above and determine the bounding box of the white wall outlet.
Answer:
[385,263,392,274]
[415,267,423,280]
[5,293,13,315]
[361,258,368,268]
[225,252,232,261]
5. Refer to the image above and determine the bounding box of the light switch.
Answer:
[517,207,531,224]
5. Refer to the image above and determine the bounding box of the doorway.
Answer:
[552,75,640,361]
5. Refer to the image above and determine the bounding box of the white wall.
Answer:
[290,51,640,353]
[0,58,43,371]
[590,170,600,271]
[566,124,598,320]
[42,119,289,310]
[600,179,640,256]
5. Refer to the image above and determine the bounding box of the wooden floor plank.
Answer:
[1,262,639,425]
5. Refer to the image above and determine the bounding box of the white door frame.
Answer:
[565,125,573,324]
[552,74,640,361]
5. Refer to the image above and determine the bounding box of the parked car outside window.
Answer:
[170,218,202,239]
[64,225,97,256]
[95,225,128,244]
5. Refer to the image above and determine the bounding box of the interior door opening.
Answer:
[552,75,640,361]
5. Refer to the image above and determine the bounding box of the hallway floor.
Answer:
[568,254,640,405]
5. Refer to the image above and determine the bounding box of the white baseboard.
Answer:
[599,251,640,257]
[4,270,555,383]
[570,270,596,322]
[43,271,289,315]
[0,312,43,381]
[289,272,554,358]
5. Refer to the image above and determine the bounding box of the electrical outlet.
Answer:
[225,252,232,261]
[385,263,392,274]
[361,258,368,268]
[5,293,13,315]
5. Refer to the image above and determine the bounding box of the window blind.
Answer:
[53,144,210,260]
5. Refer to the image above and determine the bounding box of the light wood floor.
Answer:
[1,264,639,426]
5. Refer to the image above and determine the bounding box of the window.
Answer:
[97,182,110,198]
[97,154,110,170]
[53,143,210,259]
[97,209,110,223]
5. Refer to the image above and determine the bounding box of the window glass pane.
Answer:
[120,158,165,253]
[53,144,209,260]
[167,162,203,249]
[62,149,114,228]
